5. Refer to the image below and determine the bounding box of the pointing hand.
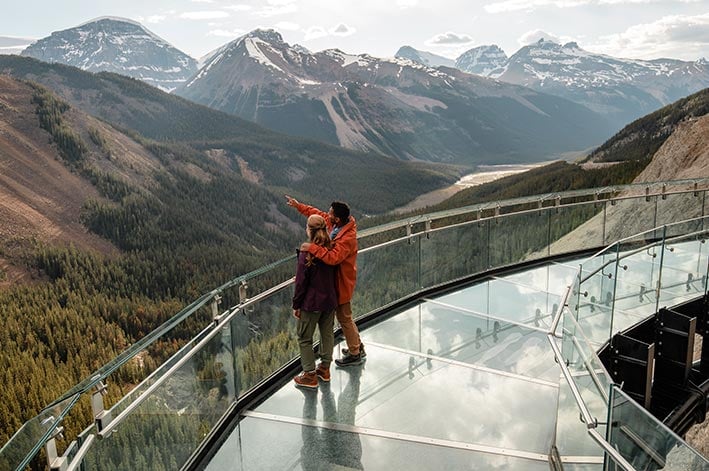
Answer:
[285,195,299,207]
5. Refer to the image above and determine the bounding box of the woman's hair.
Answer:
[306,214,332,249]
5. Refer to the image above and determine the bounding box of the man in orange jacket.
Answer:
[286,195,365,366]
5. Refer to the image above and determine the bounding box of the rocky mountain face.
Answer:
[454,45,507,76]
[21,17,198,91]
[176,29,614,166]
[395,46,455,68]
[458,39,709,130]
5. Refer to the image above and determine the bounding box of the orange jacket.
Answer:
[293,202,357,304]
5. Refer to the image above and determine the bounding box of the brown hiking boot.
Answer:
[316,363,331,382]
[294,371,318,389]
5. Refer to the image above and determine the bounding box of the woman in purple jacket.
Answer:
[293,214,338,389]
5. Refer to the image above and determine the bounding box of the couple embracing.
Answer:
[287,195,366,390]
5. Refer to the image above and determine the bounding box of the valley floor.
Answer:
[390,161,559,214]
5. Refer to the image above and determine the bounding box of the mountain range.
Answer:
[17,17,709,165]
[401,40,709,129]
[21,17,198,91]
[175,29,612,165]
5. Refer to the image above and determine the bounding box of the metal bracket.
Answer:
[211,294,223,323]
[424,219,431,239]
[43,418,67,471]
[92,381,112,434]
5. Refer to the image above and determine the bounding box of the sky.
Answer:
[2,0,709,61]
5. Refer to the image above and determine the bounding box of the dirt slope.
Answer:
[0,76,117,283]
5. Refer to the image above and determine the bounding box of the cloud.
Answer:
[136,15,167,24]
[274,21,300,31]
[589,13,709,60]
[518,29,563,46]
[208,28,246,37]
[484,0,586,13]
[425,31,474,46]
[224,4,252,11]
[304,26,328,41]
[485,0,701,14]
[191,0,215,3]
[253,3,298,17]
[330,23,356,36]
[267,0,297,4]
[179,11,230,20]
[397,0,419,7]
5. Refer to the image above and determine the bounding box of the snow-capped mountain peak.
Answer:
[22,17,197,91]
[395,46,455,69]
[455,45,508,76]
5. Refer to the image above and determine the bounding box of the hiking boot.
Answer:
[342,343,366,359]
[335,352,362,367]
[294,371,318,389]
[316,363,331,382]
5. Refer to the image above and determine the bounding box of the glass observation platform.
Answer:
[2,179,709,471]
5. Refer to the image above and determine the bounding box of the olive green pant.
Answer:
[297,309,335,372]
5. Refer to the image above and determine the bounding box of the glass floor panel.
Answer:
[206,415,553,471]
[359,301,559,383]
[254,343,558,455]
[432,278,562,328]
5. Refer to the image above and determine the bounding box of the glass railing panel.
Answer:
[488,211,551,267]
[103,324,217,426]
[555,379,605,459]
[358,300,558,383]
[81,327,238,471]
[0,394,79,471]
[610,240,663,333]
[576,250,619,345]
[559,330,609,425]
[432,278,561,329]
[602,197,658,245]
[656,191,706,229]
[549,203,606,256]
[657,234,709,309]
[232,287,298,394]
[607,386,709,470]
[420,220,488,288]
[354,236,421,318]
[207,416,552,471]
[255,343,558,455]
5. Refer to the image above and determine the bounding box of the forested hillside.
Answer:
[0,55,459,214]
[585,87,709,164]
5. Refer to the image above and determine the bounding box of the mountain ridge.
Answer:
[176,29,614,166]
[399,39,709,130]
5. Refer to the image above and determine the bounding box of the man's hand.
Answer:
[293,309,301,319]
[285,195,299,208]
[300,242,311,251]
